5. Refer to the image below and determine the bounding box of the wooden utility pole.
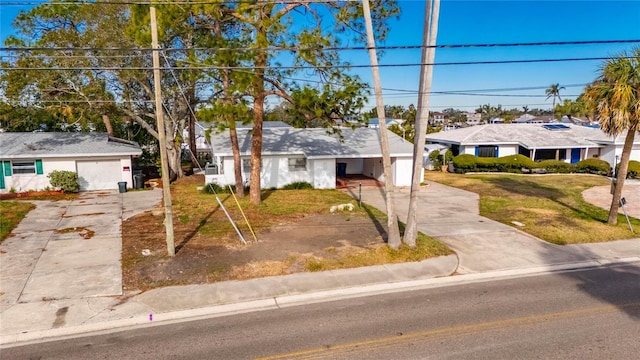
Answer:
[150,6,175,256]
[404,0,440,246]
[362,0,401,249]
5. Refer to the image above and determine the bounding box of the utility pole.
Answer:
[404,0,440,247]
[362,0,401,249]
[150,6,175,256]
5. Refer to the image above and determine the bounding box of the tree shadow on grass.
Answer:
[175,194,229,254]
[482,176,610,223]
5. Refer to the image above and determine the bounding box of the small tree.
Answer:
[48,171,80,193]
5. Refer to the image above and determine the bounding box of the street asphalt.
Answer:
[0,180,638,347]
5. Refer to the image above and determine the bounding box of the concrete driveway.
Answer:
[349,181,640,274]
[0,189,162,311]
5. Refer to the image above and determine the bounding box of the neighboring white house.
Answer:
[425,124,640,168]
[206,127,419,189]
[367,118,403,129]
[0,132,142,192]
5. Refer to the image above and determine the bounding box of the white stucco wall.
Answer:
[392,157,416,186]
[363,158,384,181]
[336,158,364,175]
[497,145,518,157]
[209,155,313,189]
[311,159,335,189]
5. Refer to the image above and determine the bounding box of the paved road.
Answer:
[4,263,639,359]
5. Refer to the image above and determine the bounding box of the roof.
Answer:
[0,132,142,159]
[368,118,401,126]
[210,127,414,159]
[424,124,633,149]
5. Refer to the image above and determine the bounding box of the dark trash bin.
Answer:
[336,162,347,177]
[133,174,145,189]
[117,181,127,193]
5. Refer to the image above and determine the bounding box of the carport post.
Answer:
[358,181,362,208]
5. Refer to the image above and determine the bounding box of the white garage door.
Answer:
[77,160,122,191]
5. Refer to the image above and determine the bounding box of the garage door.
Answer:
[77,160,122,191]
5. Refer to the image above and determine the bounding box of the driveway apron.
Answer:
[1,192,123,307]
[350,181,635,274]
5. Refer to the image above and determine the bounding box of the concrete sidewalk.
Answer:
[2,181,639,347]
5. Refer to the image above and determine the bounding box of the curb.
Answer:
[2,256,638,348]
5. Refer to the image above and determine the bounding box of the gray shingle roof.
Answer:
[0,132,142,159]
[210,127,414,159]
[424,124,635,149]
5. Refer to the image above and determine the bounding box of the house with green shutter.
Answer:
[0,132,141,192]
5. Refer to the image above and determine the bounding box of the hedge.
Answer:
[620,160,640,179]
[573,158,610,175]
[451,154,611,176]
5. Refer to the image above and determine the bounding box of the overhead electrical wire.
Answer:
[4,55,635,71]
[2,39,639,53]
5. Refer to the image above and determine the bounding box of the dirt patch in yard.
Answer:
[122,210,387,291]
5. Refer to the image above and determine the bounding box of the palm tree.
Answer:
[545,83,565,112]
[583,47,640,225]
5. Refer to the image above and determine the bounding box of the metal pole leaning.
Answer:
[215,196,246,245]
[229,185,258,242]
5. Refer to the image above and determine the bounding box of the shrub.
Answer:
[452,154,477,173]
[496,154,537,173]
[47,170,80,193]
[282,181,313,190]
[536,160,572,173]
[428,149,453,169]
[202,182,226,194]
[574,158,611,175]
[627,160,640,179]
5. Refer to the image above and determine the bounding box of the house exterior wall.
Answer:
[0,157,133,193]
[497,145,518,157]
[336,158,364,175]
[208,155,314,189]
[601,144,640,168]
[311,159,335,189]
[392,157,415,186]
[363,158,384,181]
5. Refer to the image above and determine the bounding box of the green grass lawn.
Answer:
[425,172,639,245]
[0,201,36,243]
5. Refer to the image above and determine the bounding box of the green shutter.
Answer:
[3,161,11,176]
[0,164,4,189]
[35,159,43,175]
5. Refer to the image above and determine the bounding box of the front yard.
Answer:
[425,172,640,245]
[122,175,452,291]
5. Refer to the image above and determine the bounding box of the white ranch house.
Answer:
[425,124,640,168]
[0,132,142,192]
[206,127,419,189]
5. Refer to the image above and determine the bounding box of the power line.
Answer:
[3,39,639,53]
[2,55,632,71]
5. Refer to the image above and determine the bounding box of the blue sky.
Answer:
[1,0,639,112]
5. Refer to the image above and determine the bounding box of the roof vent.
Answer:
[542,124,570,131]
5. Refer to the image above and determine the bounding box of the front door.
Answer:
[571,148,581,163]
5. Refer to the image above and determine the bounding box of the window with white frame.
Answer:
[12,161,36,174]
[242,158,251,173]
[288,158,307,171]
